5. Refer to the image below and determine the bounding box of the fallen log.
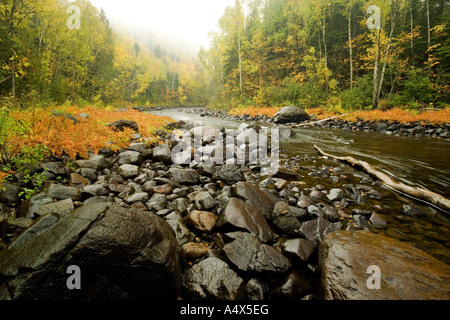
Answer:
[314,144,450,213]
[292,113,348,128]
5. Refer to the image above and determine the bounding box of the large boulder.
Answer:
[169,168,200,186]
[273,106,310,124]
[319,230,450,300]
[0,203,181,300]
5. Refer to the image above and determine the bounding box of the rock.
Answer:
[152,184,173,195]
[117,164,139,179]
[193,191,216,211]
[18,193,53,218]
[128,143,147,153]
[274,106,310,124]
[369,213,387,229]
[0,204,181,299]
[217,198,274,243]
[2,217,34,240]
[146,193,168,211]
[117,151,142,166]
[232,182,275,219]
[319,230,450,300]
[40,162,67,175]
[403,204,425,217]
[169,168,200,186]
[69,173,89,189]
[165,219,195,246]
[181,242,210,262]
[197,164,217,177]
[269,269,313,300]
[108,119,139,132]
[300,217,342,243]
[282,238,317,263]
[274,179,288,191]
[309,190,323,201]
[223,232,291,274]
[213,164,245,185]
[76,155,111,171]
[36,199,74,217]
[48,184,81,201]
[0,183,21,206]
[184,210,218,233]
[51,111,78,124]
[182,257,245,300]
[271,202,302,235]
[274,167,301,180]
[81,185,109,198]
[124,192,149,204]
[353,214,370,229]
[168,198,191,214]
[78,168,98,182]
[246,278,266,300]
[152,144,172,163]
[327,188,344,201]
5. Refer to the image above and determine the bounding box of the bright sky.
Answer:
[89,0,235,51]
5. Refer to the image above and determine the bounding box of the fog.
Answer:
[89,0,234,53]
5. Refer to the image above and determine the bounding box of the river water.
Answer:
[149,108,450,264]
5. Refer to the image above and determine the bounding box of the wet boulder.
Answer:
[274,106,310,124]
[0,203,181,300]
[319,230,450,300]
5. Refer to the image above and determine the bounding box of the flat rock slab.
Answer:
[0,203,181,300]
[319,230,450,300]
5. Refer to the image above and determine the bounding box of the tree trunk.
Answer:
[427,0,431,52]
[10,0,18,98]
[238,36,243,95]
[348,6,353,90]
[372,29,381,109]
[410,0,414,59]
[314,145,450,213]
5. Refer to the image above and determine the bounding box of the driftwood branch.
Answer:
[314,144,450,213]
[292,113,348,128]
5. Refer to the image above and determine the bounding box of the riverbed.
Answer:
[149,107,450,264]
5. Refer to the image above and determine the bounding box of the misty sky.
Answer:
[89,0,235,51]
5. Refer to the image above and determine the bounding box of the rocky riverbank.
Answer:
[0,119,449,300]
[146,106,450,139]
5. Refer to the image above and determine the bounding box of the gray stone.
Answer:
[269,269,313,300]
[223,232,291,274]
[282,238,317,263]
[117,164,139,179]
[36,199,74,217]
[232,182,275,219]
[217,198,274,243]
[146,193,167,211]
[152,144,172,163]
[81,185,109,197]
[165,219,195,246]
[327,188,344,201]
[169,168,200,186]
[182,257,245,300]
[271,202,302,235]
[124,192,149,204]
[274,106,310,124]
[213,164,245,185]
[369,213,387,229]
[48,184,81,201]
[117,151,142,166]
[193,191,217,211]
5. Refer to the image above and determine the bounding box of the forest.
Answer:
[0,0,449,111]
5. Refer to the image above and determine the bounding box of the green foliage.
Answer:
[339,75,374,110]
[402,68,433,105]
